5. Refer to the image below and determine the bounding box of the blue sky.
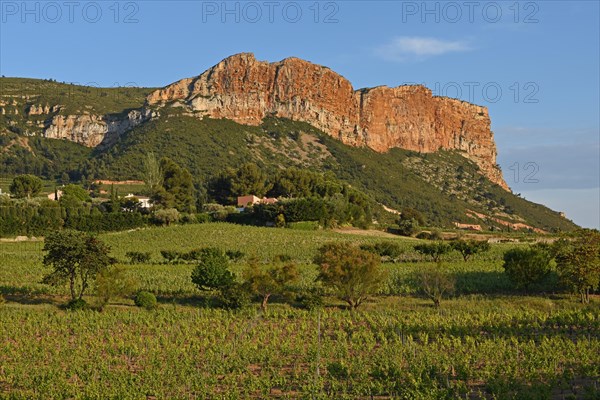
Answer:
[1,0,599,228]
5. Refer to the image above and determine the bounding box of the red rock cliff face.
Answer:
[147,53,507,189]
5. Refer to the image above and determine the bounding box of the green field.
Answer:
[0,223,598,399]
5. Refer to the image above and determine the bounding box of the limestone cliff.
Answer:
[43,109,155,147]
[147,53,507,189]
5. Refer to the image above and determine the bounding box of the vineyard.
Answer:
[0,223,599,399]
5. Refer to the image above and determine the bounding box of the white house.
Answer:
[124,193,151,209]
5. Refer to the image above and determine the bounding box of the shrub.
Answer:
[125,251,151,264]
[160,250,182,264]
[502,246,555,291]
[195,213,211,223]
[297,290,324,311]
[225,250,245,262]
[134,291,157,310]
[219,283,251,310]
[65,298,88,311]
[191,248,234,292]
[273,254,293,263]
[396,218,419,237]
[360,241,404,261]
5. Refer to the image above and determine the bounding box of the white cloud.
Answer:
[375,36,472,62]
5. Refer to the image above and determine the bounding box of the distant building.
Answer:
[237,195,278,208]
[47,190,63,201]
[124,193,151,209]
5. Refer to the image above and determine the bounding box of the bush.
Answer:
[191,248,234,292]
[65,298,88,311]
[195,213,212,223]
[134,291,157,310]
[225,250,245,262]
[219,283,251,310]
[502,246,555,291]
[297,290,324,311]
[360,241,404,261]
[161,250,183,264]
[397,218,419,237]
[125,251,151,264]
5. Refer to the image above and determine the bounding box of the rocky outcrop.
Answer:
[147,53,508,189]
[43,109,155,147]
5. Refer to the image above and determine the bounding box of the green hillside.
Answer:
[0,79,577,232]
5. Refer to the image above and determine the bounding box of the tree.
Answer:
[414,242,453,263]
[59,184,91,209]
[400,208,425,225]
[314,243,386,309]
[243,260,299,312]
[95,265,138,309]
[191,248,234,292]
[451,239,491,262]
[42,230,115,301]
[143,152,163,191]
[153,208,180,226]
[397,218,419,237]
[419,262,455,307]
[160,157,195,213]
[10,174,43,199]
[229,163,273,199]
[555,229,600,303]
[502,246,555,291]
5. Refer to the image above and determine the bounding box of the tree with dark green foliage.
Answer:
[400,208,425,225]
[414,242,453,263]
[243,260,300,312]
[158,157,195,212]
[9,174,43,199]
[396,218,419,237]
[450,239,491,262]
[231,163,273,198]
[42,230,115,301]
[315,243,386,309]
[191,248,235,292]
[502,246,555,291]
[555,229,600,303]
[59,184,91,209]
